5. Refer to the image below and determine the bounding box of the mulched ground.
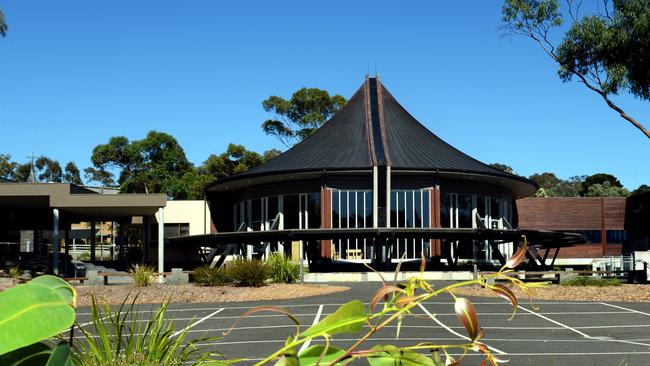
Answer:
[3,277,649,305]
[0,278,349,306]
[73,283,350,307]
[453,283,650,303]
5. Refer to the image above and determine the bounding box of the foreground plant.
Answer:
[224,236,543,366]
[0,275,77,365]
[73,295,222,366]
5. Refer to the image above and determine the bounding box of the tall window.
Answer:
[331,190,372,260]
[390,189,431,260]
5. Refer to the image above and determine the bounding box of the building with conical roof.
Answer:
[204,76,540,267]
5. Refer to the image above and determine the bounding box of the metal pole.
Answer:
[158,207,165,283]
[299,240,304,282]
[52,209,60,275]
[90,221,96,262]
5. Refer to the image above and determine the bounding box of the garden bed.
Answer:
[71,283,349,307]
[454,283,650,303]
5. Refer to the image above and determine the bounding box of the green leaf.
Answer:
[273,345,298,366]
[45,342,74,366]
[0,342,75,366]
[0,276,76,356]
[367,345,434,366]
[300,300,366,338]
[29,275,77,307]
[0,342,51,366]
[298,345,346,366]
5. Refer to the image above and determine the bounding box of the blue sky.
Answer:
[1,1,648,189]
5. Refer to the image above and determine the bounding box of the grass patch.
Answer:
[192,265,230,286]
[129,264,156,287]
[226,259,270,287]
[561,276,622,287]
[267,252,301,284]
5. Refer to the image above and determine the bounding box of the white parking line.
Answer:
[298,304,324,353]
[172,308,224,337]
[600,302,650,317]
[517,305,650,348]
[417,303,507,355]
[74,301,608,316]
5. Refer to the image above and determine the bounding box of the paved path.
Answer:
[75,282,650,365]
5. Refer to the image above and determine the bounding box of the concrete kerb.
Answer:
[86,269,103,286]
[303,271,474,282]
[168,268,189,285]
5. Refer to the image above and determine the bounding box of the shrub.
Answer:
[267,252,301,283]
[73,295,219,366]
[226,259,270,287]
[8,265,22,285]
[129,264,156,287]
[561,276,622,287]
[192,265,229,286]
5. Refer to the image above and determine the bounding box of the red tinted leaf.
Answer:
[489,284,518,320]
[395,295,418,309]
[370,285,405,311]
[454,297,480,341]
[505,236,528,269]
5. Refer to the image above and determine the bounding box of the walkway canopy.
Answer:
[0,182,167,275]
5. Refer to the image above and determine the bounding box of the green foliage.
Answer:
[0,275,77,357]
[192,265,229,286]
[488,163,514,174]
[581,173,624,194]
[584,181,630,197]
[368,345,438,366]
[225,259,270,287]
[267,253,300,284]
[73,296,219,366]
[0,153,17,180]
[502,0,650,139]
[8,264,22,284]
[83,167,116,187]
[129,264,156,287]
[0,341,75,366]
[201,144,266,179]
[90,131,194,198]
[632,184,650,195]
[262,87,347,147]
[297,345,346,366]
[529,172,561,191]
[35,156,63,182]
[0,9,7,37]
[561,276,622,287]
[63,162,83,185]
[232,237,536,366]
[300,300,366,338]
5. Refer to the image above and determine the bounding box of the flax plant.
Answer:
[73,295,222,366]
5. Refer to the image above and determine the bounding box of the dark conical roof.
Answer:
[208,77,536,197]
[244,77,510,175]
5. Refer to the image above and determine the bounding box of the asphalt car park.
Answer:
[74,282,650,366]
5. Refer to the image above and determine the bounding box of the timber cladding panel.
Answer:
[516,197,626,231]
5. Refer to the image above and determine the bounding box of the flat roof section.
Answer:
[0,182,166,218]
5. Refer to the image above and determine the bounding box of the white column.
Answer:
[372,166,378,228]
[386,166,391,227]
[52,208,60,275]
[157,207,165,283]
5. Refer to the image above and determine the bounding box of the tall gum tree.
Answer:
[502,0,650,140]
